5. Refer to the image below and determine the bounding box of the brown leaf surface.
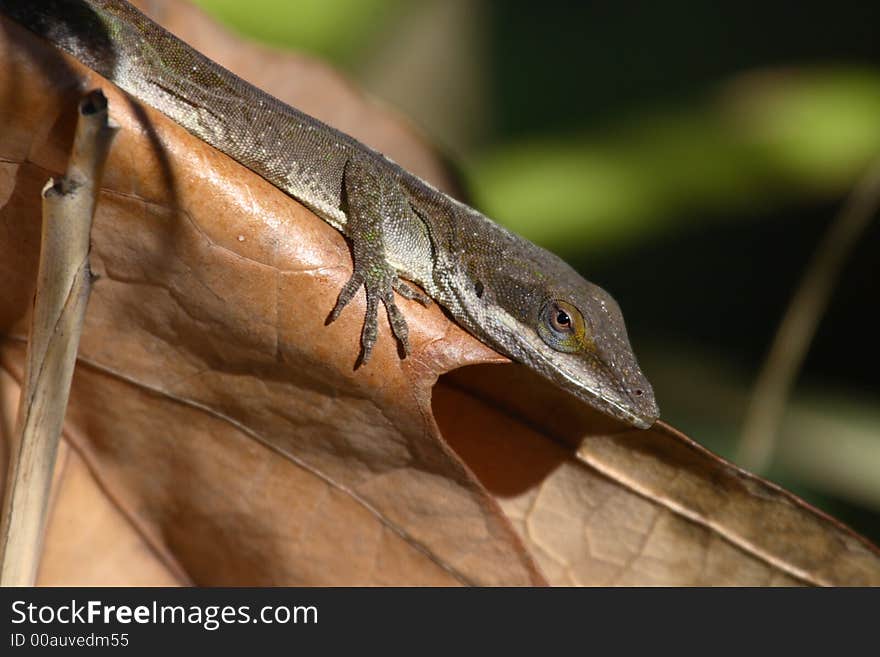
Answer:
[0,1,878,586]
[436,366,880,585]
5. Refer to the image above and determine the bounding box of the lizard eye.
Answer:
[551,307,572,332]
[538,300,589,353]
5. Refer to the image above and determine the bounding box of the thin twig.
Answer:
[0,90,117,586]
[737,157,880,473]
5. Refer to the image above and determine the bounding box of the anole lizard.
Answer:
[0,0,660,429]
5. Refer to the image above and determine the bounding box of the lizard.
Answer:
[0,0,660,429]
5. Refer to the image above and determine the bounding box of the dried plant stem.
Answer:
[737,158,880,473]
[0,90,116,586]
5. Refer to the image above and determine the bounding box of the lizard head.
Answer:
[458,236,660,429]
[529,284,659,429]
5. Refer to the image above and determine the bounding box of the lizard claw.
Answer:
[327,269,419,366]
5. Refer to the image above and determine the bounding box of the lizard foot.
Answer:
[327,268,430,366]
[326,155,435,366]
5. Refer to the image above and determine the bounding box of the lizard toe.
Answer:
[381,287,411,356]
[393,278,432,307]
[357,287,380,366]
[327,272,364,324]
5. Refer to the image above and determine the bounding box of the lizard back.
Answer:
[3,0,410,231]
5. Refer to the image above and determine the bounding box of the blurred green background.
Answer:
[194,0,880,543]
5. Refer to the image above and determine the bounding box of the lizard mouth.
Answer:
[532,350,659,430]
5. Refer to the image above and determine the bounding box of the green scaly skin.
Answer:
[0,0,660,428]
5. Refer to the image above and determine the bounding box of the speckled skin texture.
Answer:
[1,0,659,428]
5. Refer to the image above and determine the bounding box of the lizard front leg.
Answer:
[327,157,432,366]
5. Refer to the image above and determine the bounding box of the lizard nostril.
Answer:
[634,389,643,397]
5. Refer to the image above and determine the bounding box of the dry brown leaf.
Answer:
[0,1,878,586]
[436,366,880,585]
